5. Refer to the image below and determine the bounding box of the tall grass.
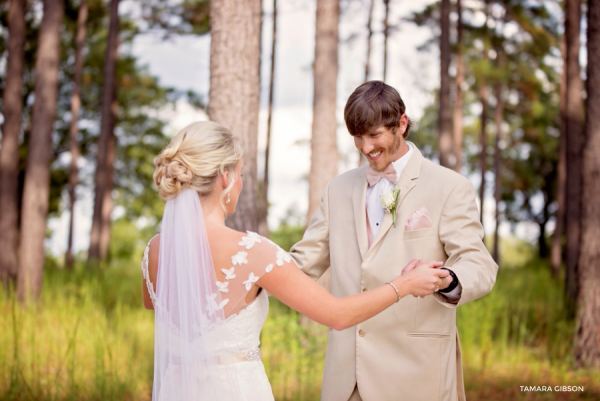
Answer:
[1,261,154,401]
[1,239,598,400]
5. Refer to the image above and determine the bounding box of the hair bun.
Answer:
[166,160,193,183]
[153,158,193,200]
[153,121,243,202]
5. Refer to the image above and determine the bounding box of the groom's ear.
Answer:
[398,114,408,136]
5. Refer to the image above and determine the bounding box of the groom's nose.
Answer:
[361,138,375,155]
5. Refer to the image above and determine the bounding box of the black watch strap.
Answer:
[439,267,459,293]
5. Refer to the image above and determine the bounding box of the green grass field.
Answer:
[1,238,598,400]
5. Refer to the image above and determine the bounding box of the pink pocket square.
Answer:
[405,206,432,231]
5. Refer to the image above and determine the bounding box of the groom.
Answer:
[289,81,498,401]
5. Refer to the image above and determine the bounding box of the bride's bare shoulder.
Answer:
[207,225,249,249]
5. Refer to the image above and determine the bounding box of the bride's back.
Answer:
[143,224,290,318]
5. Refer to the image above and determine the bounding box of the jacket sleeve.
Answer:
[434,178,498,308]
[289,182,331,282]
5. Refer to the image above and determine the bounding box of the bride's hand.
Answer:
[398,261,448,297]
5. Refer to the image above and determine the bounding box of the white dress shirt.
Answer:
[366,144,414,237]
[365,143,462,300]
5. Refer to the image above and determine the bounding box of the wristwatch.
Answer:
[439,267,459,293]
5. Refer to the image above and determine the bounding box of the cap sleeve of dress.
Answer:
[217,231,296,316]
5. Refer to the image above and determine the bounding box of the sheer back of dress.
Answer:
[142,230,293,319]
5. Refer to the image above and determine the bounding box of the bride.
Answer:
[141,121,449,400]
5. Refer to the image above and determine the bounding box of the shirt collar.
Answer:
[390,143,413,182]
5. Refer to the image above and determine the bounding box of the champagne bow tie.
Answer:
[366,163,398,186]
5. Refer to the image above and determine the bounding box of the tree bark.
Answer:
[364,0,374,82]
[17,0,64,302]
[258,0,277,238]
[66,0,88,269]
[99,98,118,260]
[479,84,488,226]
[575,0,600,368]
[88,0,120,263]
[564,0,584,306]
[358,0,375,168]
[452,0,464,173]
[551,37,567,278]
[493,68,503,264]
[209,0,262,232]
[307,0,339,224]
[438,0,453,168]
[382,0,390,82]
[0,0,27,286]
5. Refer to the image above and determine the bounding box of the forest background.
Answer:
[0,0,599,400]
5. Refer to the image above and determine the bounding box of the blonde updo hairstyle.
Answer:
[153,121,243,210]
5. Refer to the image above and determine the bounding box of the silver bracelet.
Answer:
[385,282,400,303]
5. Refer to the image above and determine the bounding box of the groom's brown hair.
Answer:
[344,81,413,139]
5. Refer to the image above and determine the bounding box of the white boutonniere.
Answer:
[379,186,401,227]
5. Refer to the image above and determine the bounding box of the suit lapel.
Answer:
[366,143,423,256]
[352,167,369,260]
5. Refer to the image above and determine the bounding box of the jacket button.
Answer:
[358,329,366,337]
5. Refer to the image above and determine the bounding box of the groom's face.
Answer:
[354,118,408,171]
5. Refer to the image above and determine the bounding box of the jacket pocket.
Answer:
[407,332,451,339]
[403,227,435,240]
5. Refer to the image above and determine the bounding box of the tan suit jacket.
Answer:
[290,144,498,401]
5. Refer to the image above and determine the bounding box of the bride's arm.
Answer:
[256,259,448,331]
[142,236,160,310]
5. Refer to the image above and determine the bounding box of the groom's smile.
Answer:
[354,120,409,172]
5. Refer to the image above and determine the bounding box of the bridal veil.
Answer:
[152,189,241,400]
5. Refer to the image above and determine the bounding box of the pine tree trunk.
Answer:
[209,0,261,232]
[493,78,503,264]
[479,85,488,226]
[551,37,567,278]
[382,0,390,82]
[258,0,277,238]
[0,0,26,286]
[17,0,64,302]
[564,0,584,306]
[99,98,118,260]
[307,0,339,224]
[66,0,88,269]
[438,0,453,168]
[358,0,375,168]
[88,0,120,263]
[575,0,600,369]
[452,0,464,173]
[364,0,374,82]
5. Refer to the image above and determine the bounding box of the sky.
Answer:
[46,0,542,257]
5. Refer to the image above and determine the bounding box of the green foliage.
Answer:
[409,0,562,257]
[140,0,211,38]
[108,218,156,262]
[269,208,306,252]
[0,0,185,227]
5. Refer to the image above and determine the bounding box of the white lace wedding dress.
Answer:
[142,230,293,401]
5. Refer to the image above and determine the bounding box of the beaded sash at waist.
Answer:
[216,348,262,364]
